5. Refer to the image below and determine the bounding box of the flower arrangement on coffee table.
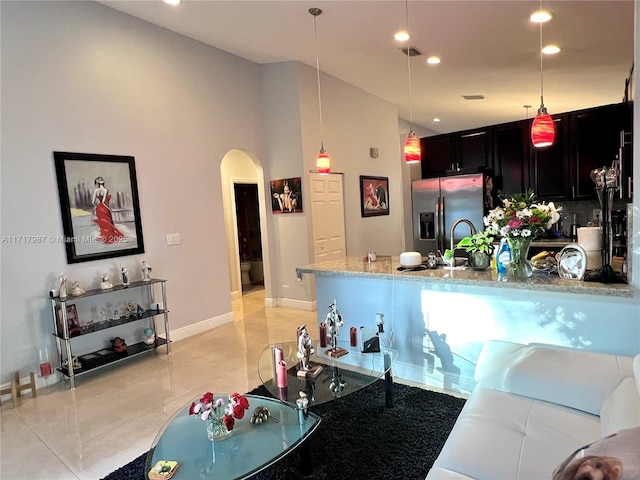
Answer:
[189,392,250,441]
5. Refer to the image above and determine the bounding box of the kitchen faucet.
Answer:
[450,218,477,264]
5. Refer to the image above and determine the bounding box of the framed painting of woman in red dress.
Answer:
[53,152,145,263]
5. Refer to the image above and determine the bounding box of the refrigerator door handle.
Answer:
[437,195,445,252]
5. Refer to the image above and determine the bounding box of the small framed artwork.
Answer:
[55,304,81,338]
[53,152,145,264]
[360,176,389,217]
[270,177,302,214]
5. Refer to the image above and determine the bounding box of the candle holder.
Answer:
[585,166,626,284]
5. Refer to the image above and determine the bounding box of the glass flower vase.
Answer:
[207,418,232,442]
[506,236,533,278]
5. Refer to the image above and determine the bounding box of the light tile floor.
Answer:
[1,289,463,479]
[0,290,315,480]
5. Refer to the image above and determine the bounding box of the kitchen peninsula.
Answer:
[297,255,633,297]
[296,255,638,393]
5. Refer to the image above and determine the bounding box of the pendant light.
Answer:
[402,0,421,164]
[530,5,555,148]
[310,8,331,175]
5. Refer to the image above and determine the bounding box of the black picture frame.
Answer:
[360,175,389,217]
[53,152,145,263]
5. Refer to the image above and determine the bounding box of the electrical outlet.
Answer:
[592,209,601,221]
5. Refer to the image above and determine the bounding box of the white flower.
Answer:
[522,229,532,237]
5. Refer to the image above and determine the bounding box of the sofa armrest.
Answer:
[474,340,634,415]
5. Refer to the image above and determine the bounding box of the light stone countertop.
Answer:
[296,255,634,298]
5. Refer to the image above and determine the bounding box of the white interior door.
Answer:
[310,173,346,262]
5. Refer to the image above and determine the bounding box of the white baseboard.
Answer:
[273,297,317,311]
[169,312,235,342]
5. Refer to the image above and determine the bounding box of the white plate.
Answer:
[557,244,587,280]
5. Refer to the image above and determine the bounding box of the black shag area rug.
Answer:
[101,380,465,480]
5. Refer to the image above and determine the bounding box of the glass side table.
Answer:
[258,341,398,409]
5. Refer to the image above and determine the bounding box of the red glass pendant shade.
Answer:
[531,107,555,148]
[316,148,331,175]
[404,132,421,164]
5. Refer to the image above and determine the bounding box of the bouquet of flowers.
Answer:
[483,190,561,239]
[189,392,250,432]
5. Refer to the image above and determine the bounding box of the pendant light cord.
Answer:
[313,13,325,150]
[405,0,414,131]
[538,0,545,106]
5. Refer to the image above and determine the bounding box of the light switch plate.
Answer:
[166,233,181,245]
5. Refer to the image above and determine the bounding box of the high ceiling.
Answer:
[98,0,634,135]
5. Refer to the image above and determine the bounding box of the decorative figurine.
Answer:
[112,336,127,353]
[325,300,348,358]
[141,260,152,282]
[120,263,129,286]
[143,328,156,345]
[100,272,112,290]
[58,273,67,299]
[137,304,145,318]
[296,324,323,378]
[71,280,85,296]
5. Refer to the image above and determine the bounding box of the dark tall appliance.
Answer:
[412,173,486,256]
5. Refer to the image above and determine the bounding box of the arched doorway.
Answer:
[220,149,270,300]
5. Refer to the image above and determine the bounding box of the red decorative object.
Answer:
[319,323,327,347]
[531,110,555,147]
[350,326,358,347]
[316,149,331,175]
[404,132,421,164]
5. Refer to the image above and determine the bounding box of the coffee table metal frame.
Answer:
[145,394,320,480]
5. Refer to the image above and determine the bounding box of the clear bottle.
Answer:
[496,238,511,274]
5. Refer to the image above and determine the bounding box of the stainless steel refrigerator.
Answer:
[412,173,486,256]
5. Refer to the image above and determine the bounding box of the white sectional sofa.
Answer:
[427,340,640,479]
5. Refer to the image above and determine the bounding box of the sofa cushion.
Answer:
[475,341,634,415]
[600,377,640,437]
[427,386,601,479]
[552,426,640,480]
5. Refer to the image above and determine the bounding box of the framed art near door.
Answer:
[360,175,389,217]
[53,152,145,264]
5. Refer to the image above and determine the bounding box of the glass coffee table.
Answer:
[145,394,320,479]
[258,341,398,408]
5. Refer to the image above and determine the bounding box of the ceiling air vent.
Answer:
[462,94,485,100]
[401,46,423,57]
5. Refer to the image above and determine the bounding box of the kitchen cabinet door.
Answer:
[493,121,529,196]
[570,103,630,198]
[421,134,456,178]
[458,129,492,172]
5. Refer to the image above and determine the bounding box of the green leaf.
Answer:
[443,249,454,260]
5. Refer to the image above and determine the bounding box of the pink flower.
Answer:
[507,218,522,229]
[188,401,200,415]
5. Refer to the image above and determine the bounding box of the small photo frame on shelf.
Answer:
[360,176,389,217]
[53,151,145,264]
[56,304,81,337]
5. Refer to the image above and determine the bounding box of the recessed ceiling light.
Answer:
[394,30,410,42]
[433,118,441,123]
[462,94,485,100]
[426,56,441,65]
[530,10,552,23]
[164,0,181,5]
[542,44,561,55]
